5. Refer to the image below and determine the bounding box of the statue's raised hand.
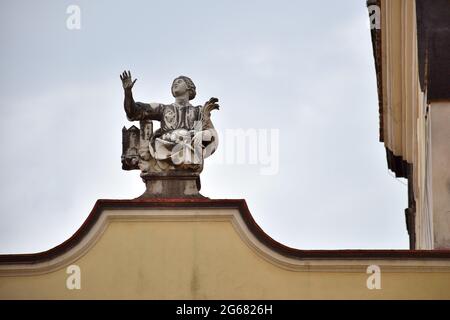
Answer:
[201,97,220,129]
[120,70,137,90]
[203,97,220,115]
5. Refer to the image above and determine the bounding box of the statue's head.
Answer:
[171,76,196,100]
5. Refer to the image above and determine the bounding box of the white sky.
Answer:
[0,0,409,253]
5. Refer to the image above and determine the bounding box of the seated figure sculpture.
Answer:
[120,71,219,198]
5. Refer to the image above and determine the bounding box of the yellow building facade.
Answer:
[369,0,450,249]
[1,200,450,299]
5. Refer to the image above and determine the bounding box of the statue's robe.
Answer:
[127,102,217,164]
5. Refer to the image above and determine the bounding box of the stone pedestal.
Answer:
[138,173,204,198]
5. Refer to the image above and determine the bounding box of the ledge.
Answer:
[1,198,450,267]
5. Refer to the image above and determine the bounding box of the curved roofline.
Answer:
[1,198,450,266]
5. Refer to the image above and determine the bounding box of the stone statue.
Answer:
[120,71,219,198]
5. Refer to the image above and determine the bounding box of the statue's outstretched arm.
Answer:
[120,70,162,121]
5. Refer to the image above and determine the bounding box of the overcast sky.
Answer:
[0,0,409,253]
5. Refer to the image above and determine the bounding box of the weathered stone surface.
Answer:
[120,71,219,198]
[139,174,203,199]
